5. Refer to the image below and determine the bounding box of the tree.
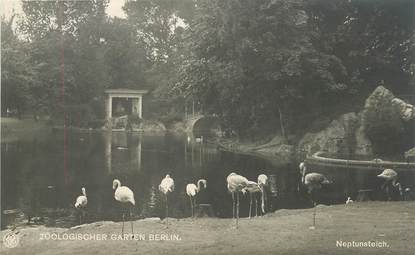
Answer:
[123,0,195,63]
[123,0,197,121]
[174,0,349,138]
[1,16,39,117]
[305,0,415,97]
[102,18,149,90]
[17,0,113,120]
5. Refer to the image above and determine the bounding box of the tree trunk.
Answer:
[278,105,286,141]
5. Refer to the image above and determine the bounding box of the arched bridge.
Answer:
[185,114,221,137]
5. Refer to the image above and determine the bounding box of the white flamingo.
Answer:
[299,162,306,172]
[74,187,87,224]
[186,179,207,217]
[113,179,135,235]
[159,174,175,225]
[245,181,262,218]
[377,168,403,200]
[226,172,249,227]
[298,162,306,192]
[300,167,332,229]
[257,174,268,214]
[345,197,353,205]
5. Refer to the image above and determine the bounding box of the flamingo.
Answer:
[298,162,306,192]
[300,166,332,229]
[113,179,135,235]
[404,187,415,201]
[377,168,403,200]
[257,174,268,214]
[159,174,175,225]
[74,187,87,224]
[345,197,353,205]
[226,172,249,227]
[245,181,262,218]
[186,179,207,218]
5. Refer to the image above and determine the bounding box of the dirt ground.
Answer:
[1,201,414,255]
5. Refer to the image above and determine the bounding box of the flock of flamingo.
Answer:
[74,161,404,234]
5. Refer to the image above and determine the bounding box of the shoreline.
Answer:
[1,117,292,166]
[1,201,414,255]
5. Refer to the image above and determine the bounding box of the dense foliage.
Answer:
[173,0,414,138]
[1,0,414,140]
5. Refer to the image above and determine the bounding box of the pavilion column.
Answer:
[106,95,113,120]
[104,132,112,174]
[106,95,113,130]
[138,95,143,118]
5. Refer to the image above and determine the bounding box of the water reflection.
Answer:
[1,131,415,229]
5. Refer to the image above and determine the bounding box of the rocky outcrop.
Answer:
[297,112,363,156]
[297,86,414,157]
[353,124,372,155]
[391,98,415,121]
[405,147,415,161]
[216,86,412,162]
[363,86,414,122]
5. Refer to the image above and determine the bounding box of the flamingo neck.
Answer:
[196,180,204,192]
[301,168,306,184]
[114,180,121,189]
[393,181,403,194]
[82,189,86,196]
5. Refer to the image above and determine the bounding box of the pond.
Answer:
[2,130,415,229]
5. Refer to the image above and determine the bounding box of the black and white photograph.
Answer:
[1,0,414,254]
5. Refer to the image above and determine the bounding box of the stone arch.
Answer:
[187,115,221,137]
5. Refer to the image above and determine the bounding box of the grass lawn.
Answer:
[1,117,50,143]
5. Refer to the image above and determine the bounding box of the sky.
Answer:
[1,0,127,19]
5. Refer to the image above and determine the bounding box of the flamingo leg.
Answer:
[232,192,235,219]
[130,207,133,235]
[194,195,197,216]
[249,193,252,219]
[122,212,125,236]
[386,185,391,201]
[313,201,317,228]
[255,197,258,217]
[236,192,240,227]
[165,194,169,226]
[189,195,193,218]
